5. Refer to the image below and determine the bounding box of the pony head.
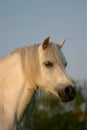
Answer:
[37,37,76,102]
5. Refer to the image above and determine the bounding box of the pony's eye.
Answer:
[43,61,53,68]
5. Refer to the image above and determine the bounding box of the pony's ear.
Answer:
[42,37,50,49]
[58,39,66,48]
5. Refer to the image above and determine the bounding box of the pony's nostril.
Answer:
[65,85,72,95]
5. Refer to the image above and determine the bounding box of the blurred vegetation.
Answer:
[24,80,87,130]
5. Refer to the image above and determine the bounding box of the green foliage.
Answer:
[34,111,87,130]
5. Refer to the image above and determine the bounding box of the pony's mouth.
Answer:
[59,93,76,102]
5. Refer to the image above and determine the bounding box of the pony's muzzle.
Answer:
[58,85,76,102]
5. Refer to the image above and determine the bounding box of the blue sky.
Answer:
[0,0,86,80]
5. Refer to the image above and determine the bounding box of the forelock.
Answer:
[54,44,67,67]
[59,49,67,66]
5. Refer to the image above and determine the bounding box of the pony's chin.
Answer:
[60,95,75,103]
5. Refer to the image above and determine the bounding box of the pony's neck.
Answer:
[16,45,39,120]
[17,45,40,85]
